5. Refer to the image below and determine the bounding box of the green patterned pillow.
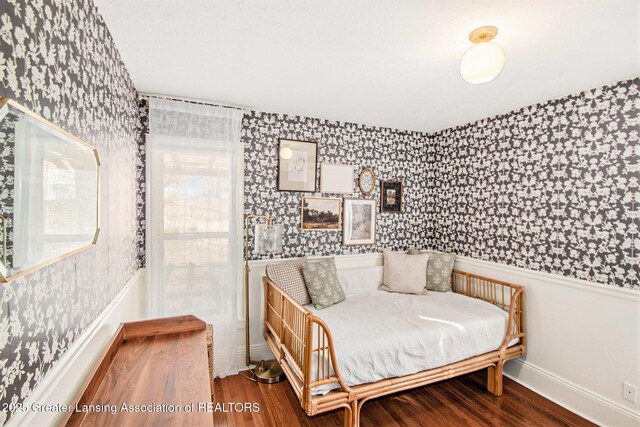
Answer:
[426,251,455,292]
[301,258,346,309]
[407,248,456,292]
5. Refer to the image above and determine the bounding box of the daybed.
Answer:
[262,266,526,426]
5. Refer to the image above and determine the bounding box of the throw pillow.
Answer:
[381,249,429,295]
[301,258,346,309]
[265,257,311,305]
[425,251,456,292]
[407,248,427,255]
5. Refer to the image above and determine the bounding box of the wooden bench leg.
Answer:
[487,362,504,396]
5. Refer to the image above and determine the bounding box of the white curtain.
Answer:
[147,98,243,377]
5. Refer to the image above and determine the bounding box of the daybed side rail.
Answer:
[263,277,353,412]
[264,277,311,380]
[307,316,354,394]
[452,270,526,351]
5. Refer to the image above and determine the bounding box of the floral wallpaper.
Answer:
[0,112,17,270]
[0,0,140,424]
[136,97,148,268]
[0,0,635,423]
[135,102,432,265]
[429,78,639,290]
[242,110,431,259]
[139,79,638,293]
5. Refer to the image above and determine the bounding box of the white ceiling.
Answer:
[95,0,639,133]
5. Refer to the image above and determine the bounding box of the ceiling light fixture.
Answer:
[460,26,505,85]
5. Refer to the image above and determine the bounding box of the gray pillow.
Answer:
[301,258,346,309]
[381,249,429,295]
[407,248,455,292]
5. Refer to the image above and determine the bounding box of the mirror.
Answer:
[0,99,100,283]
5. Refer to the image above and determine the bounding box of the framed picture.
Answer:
[380,181,402,213]
[358,167,376,195]
[301,197,341,231]
[343,199,376,245]
[320,163,354,194]
[278,139,317,192]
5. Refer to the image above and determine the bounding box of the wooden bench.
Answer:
[61,315,214,427]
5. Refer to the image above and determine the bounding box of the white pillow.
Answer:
[338,266,384,296]
[381,249,429,295]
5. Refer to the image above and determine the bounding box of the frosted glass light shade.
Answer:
[460,42,505,84]
[254,223,283,254]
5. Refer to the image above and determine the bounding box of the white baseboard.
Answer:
[7,268,147,427]
[235,343,272,372]
[505,360,640,426]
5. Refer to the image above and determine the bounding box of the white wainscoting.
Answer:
[7,269,147,427]
[244,254,640,426]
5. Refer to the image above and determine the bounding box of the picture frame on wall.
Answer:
[358,167,376,196]
[320,163,354,194]
[278,139,317,192]
[380,180,402,213]
[343,199,376,245]
[301,197,342,231]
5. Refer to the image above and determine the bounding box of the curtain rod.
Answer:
[140,91,250,112]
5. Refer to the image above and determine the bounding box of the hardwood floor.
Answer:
[213,370,595,426]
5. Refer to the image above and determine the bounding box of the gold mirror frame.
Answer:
[0,98,101,283]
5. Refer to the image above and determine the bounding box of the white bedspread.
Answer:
[307,291,511,395]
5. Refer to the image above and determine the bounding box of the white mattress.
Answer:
[306,290,512,395]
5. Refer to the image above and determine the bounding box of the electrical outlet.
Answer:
[623,382,638,404]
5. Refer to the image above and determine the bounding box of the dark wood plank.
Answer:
[62,326,125,427]
[122,314,206,339]
[80,330,213,427]
[63,317,213,427]
[213,370,595,427]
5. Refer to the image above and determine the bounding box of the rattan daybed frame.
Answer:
[263,269,526,426]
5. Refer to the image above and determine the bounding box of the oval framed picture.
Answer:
[358,167,376,196]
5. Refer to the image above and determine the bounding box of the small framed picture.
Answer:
[320,163,354,194]
[343,199,376,245]
[278,139,317,192]
[301,197,341,231]
[380,181,402,213]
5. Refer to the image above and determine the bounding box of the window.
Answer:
[147,98,243,376]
